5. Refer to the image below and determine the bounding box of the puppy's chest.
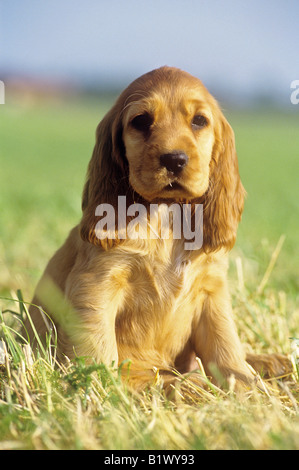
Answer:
[126,246,200,313]
[160,254,192,297]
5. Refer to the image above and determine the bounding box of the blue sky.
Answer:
[1,0,298,102]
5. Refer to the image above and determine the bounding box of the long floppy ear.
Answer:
[201,112,246,252]
[80,104,132,249]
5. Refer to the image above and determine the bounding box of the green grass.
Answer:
[0,96,299,450]
[228,109,299,293]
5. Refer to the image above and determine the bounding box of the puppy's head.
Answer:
[80,66,245,251]
[121,67,215,201]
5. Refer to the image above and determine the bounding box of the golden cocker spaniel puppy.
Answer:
[26,66,291,393]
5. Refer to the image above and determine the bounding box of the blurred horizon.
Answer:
[1,0,299,108]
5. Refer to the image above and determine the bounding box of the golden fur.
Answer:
[26,67,291,393]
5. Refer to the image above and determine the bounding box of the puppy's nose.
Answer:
[160,152,188,175]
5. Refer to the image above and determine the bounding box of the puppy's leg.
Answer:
[119,360,208,401]
[193,286,255,389]
[59,304,119,366]
[62,272,129,365]
[28,270,127,366]
[246,353,293,379]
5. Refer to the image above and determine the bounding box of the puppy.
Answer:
[26,67,291,393]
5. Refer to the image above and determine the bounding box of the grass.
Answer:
[0,95,299,450]
[0,290,298,450]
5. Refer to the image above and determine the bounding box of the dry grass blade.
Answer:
[257,235,286,295]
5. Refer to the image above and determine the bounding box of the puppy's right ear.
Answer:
[80,106,130,249]
[201,109,245,253]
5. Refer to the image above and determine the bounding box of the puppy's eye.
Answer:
[192,115,208,130]
[131,113,153,132]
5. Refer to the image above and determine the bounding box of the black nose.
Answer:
[160,151,188,175]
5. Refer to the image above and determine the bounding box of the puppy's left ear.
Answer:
[202,111,246,252]
[80,103,131,249]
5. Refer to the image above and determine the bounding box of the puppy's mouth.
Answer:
[164,181,184,191]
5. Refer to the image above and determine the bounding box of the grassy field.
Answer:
[0,95,299,450]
